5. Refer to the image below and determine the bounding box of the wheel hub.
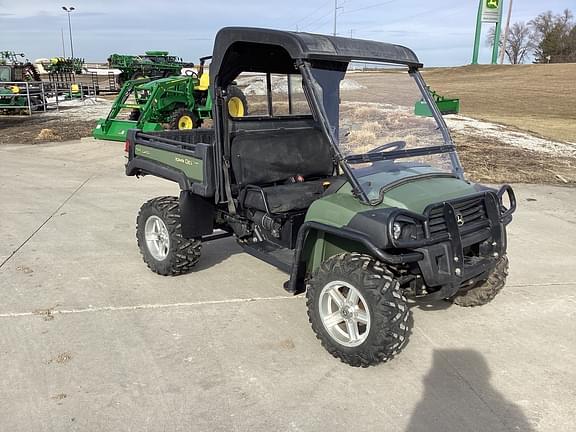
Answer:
[341,305,353,319]
[144,215,170,261]
[318,281,371,347]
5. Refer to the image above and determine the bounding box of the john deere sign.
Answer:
[472,0,504,64]
[482,0,501,23]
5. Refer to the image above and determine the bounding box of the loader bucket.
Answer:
[92,119,163,142]
[414,87,460,117]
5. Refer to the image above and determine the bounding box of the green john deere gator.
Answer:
[123,28,516,367]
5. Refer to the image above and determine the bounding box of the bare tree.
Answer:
[486,22,536,64]
[530,9,576,63]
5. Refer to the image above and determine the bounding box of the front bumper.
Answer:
[390,186,516,300]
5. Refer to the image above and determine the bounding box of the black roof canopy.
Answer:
[210,27,422,87]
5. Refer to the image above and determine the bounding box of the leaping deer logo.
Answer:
[486,0,499,9]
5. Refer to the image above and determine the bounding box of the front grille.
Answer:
[427,196,488,237]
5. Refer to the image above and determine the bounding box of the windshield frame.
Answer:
[299,60,465,205]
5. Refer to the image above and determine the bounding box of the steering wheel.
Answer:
[367,140,407,154]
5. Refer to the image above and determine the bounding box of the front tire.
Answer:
[450,255,509,307]
[136,196,201,276]
[169,108,198,130]
[306,253,412,367]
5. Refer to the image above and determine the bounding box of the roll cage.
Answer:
[208,27,461,206]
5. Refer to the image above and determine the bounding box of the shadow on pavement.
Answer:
[193,237,242,271]
[406,349,535,432]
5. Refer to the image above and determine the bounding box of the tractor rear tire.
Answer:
[136,196,201,276]
[128,109,141,121]
[169,108,198,130]
[131,71,148,81]
[306,253,412,367]
[449,255,509,307]
[227,85,248,117]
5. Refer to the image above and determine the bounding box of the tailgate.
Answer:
[125,129,216,197]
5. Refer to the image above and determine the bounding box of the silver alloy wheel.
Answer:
[318,280,371,347]
[144,215,170,261]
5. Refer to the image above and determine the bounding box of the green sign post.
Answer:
[472,0,505,64]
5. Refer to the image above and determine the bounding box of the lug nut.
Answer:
[455,268,462,276]
[454,256,459,262]
[493,252,499,258]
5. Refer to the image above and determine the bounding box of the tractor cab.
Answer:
[0,65,12,82]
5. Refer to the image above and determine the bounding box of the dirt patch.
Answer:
[0,98,113,144]
[16,265,34,274]
[47,352,72,365]
[453,131,575,185]
[33,307,56,321]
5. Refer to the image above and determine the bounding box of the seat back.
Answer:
[230,127,333,186]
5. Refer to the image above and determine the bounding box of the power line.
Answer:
[341,0,400,15]
[287,0,333,30]
[308,14,336,33]
[355,4,466,36]
[303,10,337,32]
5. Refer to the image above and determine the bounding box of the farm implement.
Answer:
[415,87,460,116]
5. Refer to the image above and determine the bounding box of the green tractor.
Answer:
[93,57,247,141]
[108,50,194,87]
[0,52,44,113]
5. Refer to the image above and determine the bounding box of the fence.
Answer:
[0,80,99,115]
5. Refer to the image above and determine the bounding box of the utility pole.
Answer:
[499,0,513,64]
[333,0,338,36]
[61,27,66,57]
[62,6,75,59]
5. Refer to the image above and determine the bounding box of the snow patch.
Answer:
[446,115,576,158]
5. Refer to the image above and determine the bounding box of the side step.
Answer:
[241,240,294,274]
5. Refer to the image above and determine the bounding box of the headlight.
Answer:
[392,222,402,240]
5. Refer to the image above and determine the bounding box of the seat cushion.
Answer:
[230,128,334,186]
[243,180,326,213]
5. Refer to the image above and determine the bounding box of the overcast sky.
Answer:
[0,0,571,66]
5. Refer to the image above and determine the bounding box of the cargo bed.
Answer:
[125,128,216,197]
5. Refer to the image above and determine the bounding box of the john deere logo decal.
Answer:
[486,0,499,9]
[456,213,465,227]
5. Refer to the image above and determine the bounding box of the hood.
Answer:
[305,175,478,228]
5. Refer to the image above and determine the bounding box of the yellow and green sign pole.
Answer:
[472,0,484,64]
[472,0,505,64]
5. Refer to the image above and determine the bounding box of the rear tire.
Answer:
[450,255,509,307]
[136,196,201,276]
[227,85,248,117]
[306,253,412,367]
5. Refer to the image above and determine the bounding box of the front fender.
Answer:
[285,222,423,294]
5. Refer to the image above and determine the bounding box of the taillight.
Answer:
[124,140,131,153]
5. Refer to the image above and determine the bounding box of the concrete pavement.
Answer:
[0,139,575,431]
